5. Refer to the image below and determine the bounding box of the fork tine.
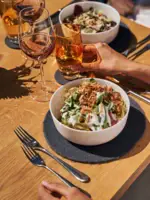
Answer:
[21,145,32,161]
[27,146,36,157]
[23,145,34,158]
[19,126,35,141]
[15,128,29,144]
[17,126,31,142]
[14,130,28,145]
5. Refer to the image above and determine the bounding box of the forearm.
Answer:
[123,61,150,84]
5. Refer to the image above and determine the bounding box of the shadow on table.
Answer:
[0,65,37,99]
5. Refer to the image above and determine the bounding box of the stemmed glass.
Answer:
[19,7,55,102]
[16,0,46,66]
[1,0,45,46]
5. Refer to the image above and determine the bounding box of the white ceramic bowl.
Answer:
[50,78,130,146]
[59,1,120,44]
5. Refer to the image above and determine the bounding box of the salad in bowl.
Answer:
[60,79,126,131]
[50,78,130,146]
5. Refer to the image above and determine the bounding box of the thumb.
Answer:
[42,182,69,197]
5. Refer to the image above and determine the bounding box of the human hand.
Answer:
[109,0,134,16]
[16,0,44,7]
[82,43,131,75]
[38,181,92,200]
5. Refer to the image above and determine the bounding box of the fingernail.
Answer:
[42,181,50,187]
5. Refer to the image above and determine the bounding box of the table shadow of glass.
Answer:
[0,65,37,99]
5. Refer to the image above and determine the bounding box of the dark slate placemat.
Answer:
[43,98,146,163]
[109,22,134,53]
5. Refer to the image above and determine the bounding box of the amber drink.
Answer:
[54,24,83,75]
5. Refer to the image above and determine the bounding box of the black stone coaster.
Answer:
[5,37,20,50]
[43,98,146,164]
[54,70,71,85]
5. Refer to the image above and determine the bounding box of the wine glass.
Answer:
[19,7,55,102]
[17,0,46,68]
[1,0,45,47]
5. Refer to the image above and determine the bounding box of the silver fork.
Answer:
[22,145,91,198]
[14,126,89,183]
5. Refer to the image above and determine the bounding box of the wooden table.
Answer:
[0,1,150,200]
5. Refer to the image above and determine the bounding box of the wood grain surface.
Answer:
[0,1,150,200]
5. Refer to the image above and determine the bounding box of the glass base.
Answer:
[30,81,57,102]
[5,36,20,49]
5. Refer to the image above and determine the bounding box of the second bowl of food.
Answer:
[59,1,120,44]
[50,78,130,146]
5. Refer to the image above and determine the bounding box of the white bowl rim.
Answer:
[50,78,130,134]
[59,1,121,36]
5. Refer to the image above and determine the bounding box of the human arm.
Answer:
[124,61,150,84]
[108,0,134,15]
[82,43,150,84]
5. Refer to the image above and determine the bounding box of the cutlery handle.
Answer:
[122,34,150,56]
[44,166,91,198]
[129,90,150,105]
[128,45,148,60]
[37,147,90,183]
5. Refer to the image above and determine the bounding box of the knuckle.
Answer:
[95,43,103,49]
[50,183,60,188]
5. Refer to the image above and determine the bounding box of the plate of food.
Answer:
[49,78,130,146]
[44,78,146,163]
[59,2,120,44]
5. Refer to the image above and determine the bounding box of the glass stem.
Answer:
[39,60,45,87]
